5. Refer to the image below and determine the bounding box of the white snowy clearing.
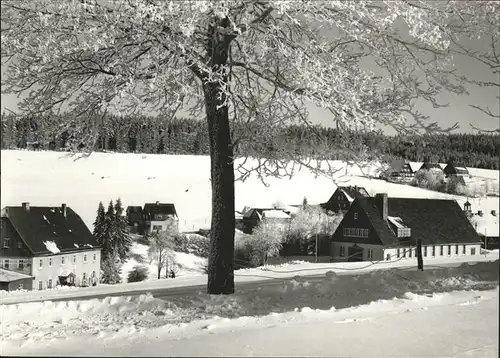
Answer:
[120,242,206,283]
[1,259,498,357]
[1,150,498,233]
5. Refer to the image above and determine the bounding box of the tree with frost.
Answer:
[2,0,499,294]
[100,252,122,284]
[147,229,176,280]
[248,218,286,266]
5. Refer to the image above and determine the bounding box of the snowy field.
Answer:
[2,250,498,305]
[1,150,498,233]
[2,259,498,357]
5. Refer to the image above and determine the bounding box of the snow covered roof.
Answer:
[43,240,61,254]
[408,162,422,173]
[387,216,408,229]
[0,268,33,283]
[262,210,291,219]
[2,204,98,255]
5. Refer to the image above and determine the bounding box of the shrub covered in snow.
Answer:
[127,265,149,283]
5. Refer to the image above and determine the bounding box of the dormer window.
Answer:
[354,212,358,220]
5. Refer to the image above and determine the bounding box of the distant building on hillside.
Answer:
[443,163,470,178]
[320,186,370,213]
[0,202,101,291]
[330,193,482,263]
[242,208,292,234]
[418,161,443,173]
[386,159,417,181]
[142,202,179,234]
[126,206,143,234]
[125,202,178,235]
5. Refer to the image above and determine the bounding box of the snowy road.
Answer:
[4,288,498,357]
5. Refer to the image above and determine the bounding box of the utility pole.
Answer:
[416,238,423,271]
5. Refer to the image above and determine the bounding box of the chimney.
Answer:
[156,201,160,205]
[61,203,67,218]
[375,193,388,221]
[22,202,30,212]
[492,210,497,216]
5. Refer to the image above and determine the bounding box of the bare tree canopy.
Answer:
[2,0,499,294]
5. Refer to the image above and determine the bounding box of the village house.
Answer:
[443,163,470,178]
[330,193,482,263]
[0,202,101,291]
[242,208,292,234]
[142,202,179,234]
[418,161,444,173]
[385,159,421,181]
[320,185,370,213]
[125,205,143,234]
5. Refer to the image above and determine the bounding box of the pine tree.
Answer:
[104,200,116,258]
[100,252,122,284]
[113,198,132,263]
[93,201,106,254]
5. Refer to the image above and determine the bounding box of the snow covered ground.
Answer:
[1,250,498,305]
[1,259,498,357]
[1,150,498,233]
[120,242,206,283]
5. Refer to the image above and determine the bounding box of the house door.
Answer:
[348,245,364,262]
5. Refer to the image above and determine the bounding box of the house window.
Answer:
[84,254,87,263]
[82,272,87,285]
[386,253,391,261]
[18,260,24,270]
[396,249,400,258]
[339,246,345,257]
[49,258,52,266]
[48,279,53,289]
[440,246,444,256]
[17,241,22,249]
[4,259,9,269]
[455,245,459,255]
[367,248,373,260]
[447,245,451,256]
[39,259,43,268]
[38,281,43,290]
[354,212,358,220]
[73,255,76,264]
[61,256,65,265]
[3,238,10,248]
[471,248,476,255]
[18,283,23,290]
[432,246,436,257]
[93,253,96,262]
[152,225,162,232]
[423,246,427,257]
[409,249,412,258]
[462,245,466,254]
[402,249,406,258]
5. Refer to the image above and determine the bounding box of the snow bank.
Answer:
[43,241,60,254]
[1,259,498,350]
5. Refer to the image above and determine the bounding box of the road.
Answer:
[8,259,483,305]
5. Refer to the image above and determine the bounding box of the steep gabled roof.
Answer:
[338,186,370,202]
[356,197,482,246]
[0,268,34,283]
[143,203,178,219]
[420,162,442,171]
[2,206,98,255]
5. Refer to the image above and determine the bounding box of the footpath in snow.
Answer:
[1,251,498,305]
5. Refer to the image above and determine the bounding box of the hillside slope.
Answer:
[1,150,498,233]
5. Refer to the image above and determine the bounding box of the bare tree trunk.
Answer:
[204,80,235,294]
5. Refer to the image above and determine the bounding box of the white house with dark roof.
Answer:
[0,202,101,291]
